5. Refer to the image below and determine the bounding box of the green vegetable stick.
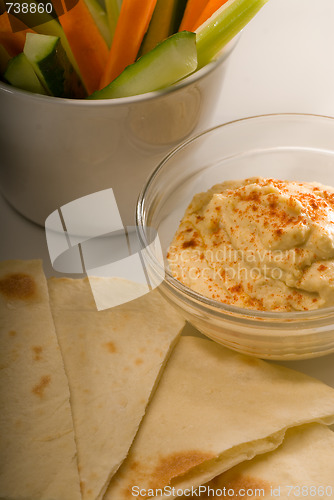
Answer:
[88,31,197,99]
[83,0,112,47]
[105,0,122,42]
[195,0,269,68]
[16,0,83,82]
[4,53,47,95]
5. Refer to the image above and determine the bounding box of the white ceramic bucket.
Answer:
[0,41,236,226]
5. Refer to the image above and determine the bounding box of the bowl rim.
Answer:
[0,37,237,106]
[136,112,334,322]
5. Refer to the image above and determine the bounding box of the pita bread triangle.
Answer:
[0,260,81,500]
[104,336,334,499]
[201,423,334,498]
[48,277,185,500]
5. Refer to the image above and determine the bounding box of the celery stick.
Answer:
[105,0,122,41]
[84,0,112,47]
[196,0,269,68]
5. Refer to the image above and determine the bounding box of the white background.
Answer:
[1,0,334,383]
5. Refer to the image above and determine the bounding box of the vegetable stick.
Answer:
[196,0,269,68]
[90,31,197,99]
[83,0,112,47]
[4,52,48,94]
[179,0,209,32]
[9,0,82,80]
[0,13,34,57]
[193,0,228,29]
[139,0,181,57]
[53,0,109,94]
[172,0,188,31]
[99,0,158,89]
[105,0,122,43]
[0,44,11,74]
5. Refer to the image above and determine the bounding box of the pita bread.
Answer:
[200,423,334,498]
[104,336,334,499]
[48,277,184,500]
[0,260,81,500]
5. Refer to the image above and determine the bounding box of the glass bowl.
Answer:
[136,114,334,360]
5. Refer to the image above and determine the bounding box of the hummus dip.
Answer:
[167,177,334,312]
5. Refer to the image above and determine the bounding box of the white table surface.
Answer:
[2,0,334,384]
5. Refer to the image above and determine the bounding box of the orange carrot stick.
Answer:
[99,0,158,89]
[54,0,109,94]
[0,13,34,57]
[179,0,209,32]
[193,0,229,30]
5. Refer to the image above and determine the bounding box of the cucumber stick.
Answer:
[196,0,269,68]
[88,31,197,99]
[4,53,47,95]
[24,33,86,98]
[13,0,82,82]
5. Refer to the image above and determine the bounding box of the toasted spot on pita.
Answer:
[150,451,216,488]
[14,419,23,429]
[9,344,20,363]
[129,460,139,472]
[8,330,16,336]
[239,356,262,368]
[135,358,143,365]
[105,341,117,353]
[121,486,133,499]
[0,273,36,301]
[32,346,43,361]
[32,375,51,397]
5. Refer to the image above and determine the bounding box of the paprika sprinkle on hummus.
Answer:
[167,177,334,312]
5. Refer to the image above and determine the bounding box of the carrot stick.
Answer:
[179,0,209,32]
[53,0,109,94]
[99,0,158,89]
[193,0,229,29]
[0,13,34,57]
